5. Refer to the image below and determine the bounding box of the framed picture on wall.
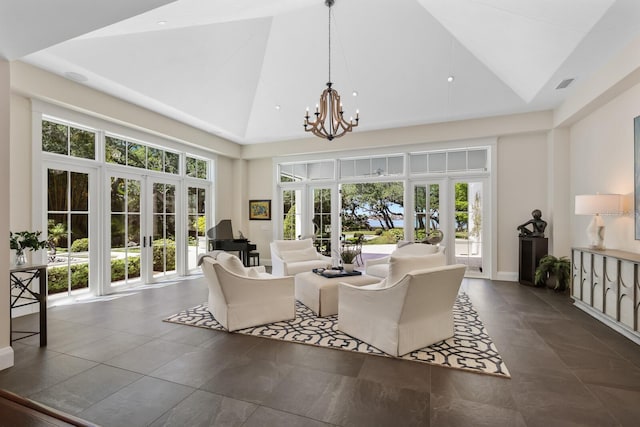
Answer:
[249,200,271,220]
[635,115,640,239]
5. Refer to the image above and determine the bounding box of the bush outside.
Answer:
[70,237,89,252]
[48,255,141,294]
[153,239,176,271]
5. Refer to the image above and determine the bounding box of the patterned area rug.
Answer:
[164,293,510,378]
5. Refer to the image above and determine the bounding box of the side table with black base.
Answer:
[10,263,47,347]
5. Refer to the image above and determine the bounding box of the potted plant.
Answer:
[534,254,571,292]
[337,245,359,272]
[10,230,48,265]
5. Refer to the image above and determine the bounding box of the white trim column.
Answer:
[547,128,571,256]
[0,59,14,370]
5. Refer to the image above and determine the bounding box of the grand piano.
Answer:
[207,219,257,267]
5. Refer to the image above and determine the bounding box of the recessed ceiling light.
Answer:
[64,71,88,82]
[275,105,281,110]
[157,20,167,25]
[352,91,358,97]
[447,76,455,83]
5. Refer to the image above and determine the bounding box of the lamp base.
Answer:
[586,214,605,250]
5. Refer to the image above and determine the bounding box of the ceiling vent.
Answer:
[556,78,574,90]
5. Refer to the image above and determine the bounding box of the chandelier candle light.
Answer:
[304,0,359,141]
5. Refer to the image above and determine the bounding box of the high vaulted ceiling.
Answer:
[3,0,640,144]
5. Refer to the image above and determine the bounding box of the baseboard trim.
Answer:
[495,271,518,282]
[0,345,15,371]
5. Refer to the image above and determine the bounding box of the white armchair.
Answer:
[200,252,295,331]
[365,242,444,278]
[338,262,466,356]
[270,238,332,276]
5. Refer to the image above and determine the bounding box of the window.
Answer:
[38,112,215,297]
[279,161,334,182]
[186,156,208,179]
[105,135,181,175]
[409,148,488,174]
[42,119,96,160]
[340,155,404,178]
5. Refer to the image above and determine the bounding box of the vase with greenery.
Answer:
[534,255,571,292]
[10,231,48,265]
[336,245,359,272]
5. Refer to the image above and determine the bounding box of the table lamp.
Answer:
[575,194,622,250]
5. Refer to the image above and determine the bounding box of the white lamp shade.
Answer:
[575,194,623,215]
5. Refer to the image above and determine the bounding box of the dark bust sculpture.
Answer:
[517,209,547,238]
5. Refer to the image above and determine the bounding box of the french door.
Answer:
[280,187,303,240]
[412,181,444,243]
[312,186,333,256]
[105,172,180,292]
[450,178,488,278]
[186,184,209,273]
[45,163,98,297]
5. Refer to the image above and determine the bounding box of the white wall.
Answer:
[214,156,234,222]
[246,158,275,261]
[570,81,640,252]
[496,132,550,278]
[9,94,31,231]
[12,62,240,159]
[0,59,14,370]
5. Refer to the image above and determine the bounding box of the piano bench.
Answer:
[248,252,260,266]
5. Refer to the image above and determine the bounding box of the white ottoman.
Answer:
[295,271,381,317]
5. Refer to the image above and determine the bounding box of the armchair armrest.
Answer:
[214,265,294,303]
[339,279,408,323]
[316,253,333,263]
[365,255,390,268]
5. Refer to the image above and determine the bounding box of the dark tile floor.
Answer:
[2,276,640,427]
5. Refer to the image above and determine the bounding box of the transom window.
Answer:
[409,148,488,174]
[105,135,180,175]
[186,155,209,179]
[279,161,334,182]
[42,119,96,160]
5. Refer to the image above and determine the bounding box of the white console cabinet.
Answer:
[571,247,640,345]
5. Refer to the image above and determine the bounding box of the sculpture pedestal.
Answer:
[518,237,548,286]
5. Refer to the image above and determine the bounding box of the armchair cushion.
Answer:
[216,252,247,276]
[387,253,446,286]
[270,239,331,276]
[280,246,318,263]
[395,242,441,256]
[364,243,444,279]
[365,263,390,279]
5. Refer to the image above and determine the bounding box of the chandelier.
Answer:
[304,0,359,141]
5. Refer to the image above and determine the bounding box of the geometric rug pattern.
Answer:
[164,293,510,378]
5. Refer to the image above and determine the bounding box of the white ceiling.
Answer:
[3,0,640,144]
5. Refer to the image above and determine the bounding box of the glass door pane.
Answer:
[47,169,91,296]
[413,183,441,243]
[152,182,177,278]
[109,176,142,288]
[187,186,208,272]
[313,188,332,256]
[281,188,302,240]
[453,180,485,276]
[341,182,405,261]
